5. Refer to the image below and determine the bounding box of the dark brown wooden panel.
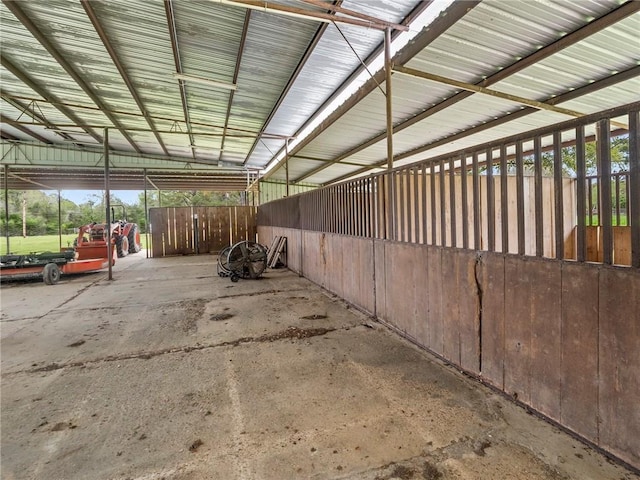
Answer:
[480,252,505,389]
[442,249,460,364]
[598,267,640,468]
[374,239,386,320]
[427,247,444,355]
[413,244,430,349]
[384,243,416,336]
[561,263,599,442]
[458,250,480,374]
[529,258,562,421]
[503,256,532,404]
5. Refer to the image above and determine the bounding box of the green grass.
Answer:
[585,214,628,226]
[1,234,149,255]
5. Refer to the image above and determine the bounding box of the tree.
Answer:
[140,190,244,207]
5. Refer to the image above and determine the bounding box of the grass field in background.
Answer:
[0,234,149,255]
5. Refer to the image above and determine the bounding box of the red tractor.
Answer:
[74,205,142,259]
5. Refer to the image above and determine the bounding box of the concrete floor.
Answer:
[1,253,637,480]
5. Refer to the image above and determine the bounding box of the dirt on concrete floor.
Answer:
[1,253,637,480]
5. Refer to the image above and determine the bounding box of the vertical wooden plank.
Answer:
[407,169,413,243]
[535,137,544,257]
[430,164,437,245]
[427,247,443,355]
[405,171,412,242]
[500,144,509,253]
[357,179,364,237]
[441,249,460,363]
[439,159,446,247]
[588,178,595,226]
[480,252,504,388]
[150,208,163,257]
[449,156,457,248]
[472,153,481,250]
[516,141,525,255]
[554,131,565,260]
[615,175,621,226]
[503,256,531,404]
[395,170,407,242]
[598,267,640,468]
[458,250,480,374]
[387,243,417,336]
[629,110,640,267]
[349,182,354,236]
[422,164,428,245]
[374,239,386,320]
[561,263,599,442]
[529,259,562,421]
[414,166,419,244]
[365,178,371,238]
[379,175,387,239]
[414,244,430,347]
[486,148,495,252]
[361,179,366,237]
[461,155,469,249]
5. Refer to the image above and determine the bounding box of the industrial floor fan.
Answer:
[220,241,267,282]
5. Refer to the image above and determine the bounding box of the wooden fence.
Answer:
[148,206,256,257]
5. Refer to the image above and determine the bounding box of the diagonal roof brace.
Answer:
[394,65,590,119]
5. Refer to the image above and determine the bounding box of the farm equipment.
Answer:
[0,249,115,285]
[217,240,267,282]
[74,205,141,259]
[0,205,141,286]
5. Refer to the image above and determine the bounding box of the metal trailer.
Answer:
[0,249,115,285]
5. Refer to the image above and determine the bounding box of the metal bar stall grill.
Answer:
[257,102,639,267]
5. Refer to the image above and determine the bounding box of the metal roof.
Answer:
[1,0,639,192]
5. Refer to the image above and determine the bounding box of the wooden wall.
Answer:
[149,206,256,257]
[259,225,640,470]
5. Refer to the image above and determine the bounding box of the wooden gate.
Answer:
[148,206,257,257]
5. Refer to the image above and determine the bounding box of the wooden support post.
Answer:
[597,120,612,264]
[534,137,543,256]
[576,127,586,262]
[515,141,525,255]
[630,110,640,267]
[553,131,565,260]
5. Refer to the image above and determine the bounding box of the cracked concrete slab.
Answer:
[1,253,637,480]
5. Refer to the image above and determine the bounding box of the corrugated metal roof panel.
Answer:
[246,0,420,167]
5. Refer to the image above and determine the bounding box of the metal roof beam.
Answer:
[221,11,251,164]
[81,0,170,156]
[300,0,408,32]
[213,0,408,31]
[0,141,248,171]
[296,0,640,183]
[164,0,196,160]
[1,54,103,144]
[1,92,75,142]
[0,131,19,141]
[0,113,52,144]
[8,171,54,189]
[0,93,287,138]
[2,1,142,153]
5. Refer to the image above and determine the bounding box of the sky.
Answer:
[59,190,143,205]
